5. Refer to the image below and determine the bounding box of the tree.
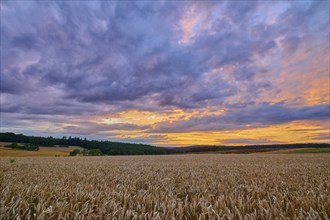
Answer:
[5,143,39,151]
[25,144,39,151]
[5,143,19,149]
[69,149,80,156]
[88,149,103,156]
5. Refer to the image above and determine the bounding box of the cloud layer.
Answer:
[1,1,329,146]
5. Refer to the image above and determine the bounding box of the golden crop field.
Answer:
[0,142,84,157]
[0,154,329,219]
[0,148,68,157]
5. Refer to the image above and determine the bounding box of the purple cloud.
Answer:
[151,103,330,133]
[1,1,329,144]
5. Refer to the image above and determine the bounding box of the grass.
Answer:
[268,147,330,154]
[0,154,329,219]
[289,148,330,153]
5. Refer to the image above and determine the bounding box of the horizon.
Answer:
[1,1,329,147]
[1,131,330,149]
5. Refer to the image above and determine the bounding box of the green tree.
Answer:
[88,149,103,156]
[25,144,39,151]
[7,143,19,149]
[69,149,80,156]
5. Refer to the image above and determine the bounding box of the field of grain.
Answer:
[0,154,329,219]
[0,142,84,157]
[0,148,69,157]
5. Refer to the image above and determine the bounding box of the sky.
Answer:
[0,1,329,147]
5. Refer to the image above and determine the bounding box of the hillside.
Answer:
[175,143,330,153]
[0,132,172,155]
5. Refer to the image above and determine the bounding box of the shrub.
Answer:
[88,149,103,156]
[5,143,19,149]
[24,144,39,151]
[69,149,80,156]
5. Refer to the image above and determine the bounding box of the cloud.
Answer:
[1,1,281,108]
[151,103,330,133]
[222,138,283,145]
[61,122,147,136]
[1,1,329,145]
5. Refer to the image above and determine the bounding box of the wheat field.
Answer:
[0,154,329,219]
[0,148,68,157]
[0,143,84,157]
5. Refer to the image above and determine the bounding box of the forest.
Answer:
[0,132,171,155]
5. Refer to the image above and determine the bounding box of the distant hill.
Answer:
[0,132,172,155]
[174,143,330,153]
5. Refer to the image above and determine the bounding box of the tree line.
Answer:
[4,142,39,151]
[0,132,172,155]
